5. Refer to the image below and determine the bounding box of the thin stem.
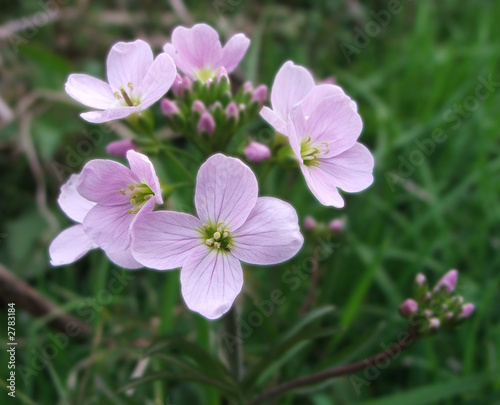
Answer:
[246,332,419,405]
[161,147,195,183]
[224,306,243,382]
[196,316,219,405]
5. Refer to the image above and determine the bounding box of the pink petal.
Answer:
[301,84,346,116]
[195,154,258,230]
[270,61,315,124]
[131,211,203,270]
[80,106,140,123]
[259,106,287,135]
[105,249,142,269]
[58,174,96,223]
[232,197,303,265]
[221,33,250,73]
[49,224,97,266]
[65,74,117,109]
[301,165,345,208]
[167,24,223,77]
[77,159,138,205]
[180,246,243,319]
[106,139,137,157]
[137,53,177,109]
[126,150,163,204]
[106,39,153,93]
[318,143,374,193]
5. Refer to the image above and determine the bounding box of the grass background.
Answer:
[1,0,499,404]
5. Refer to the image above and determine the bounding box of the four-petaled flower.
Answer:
[163,23,250,83]
[66,39,177,123]
[49,174,142,269]
[76,150,163,253]
[131,154,303,319]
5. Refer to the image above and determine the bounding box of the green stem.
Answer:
[224,306,243,382]
[161,147,195,184]
[196,316,219,405]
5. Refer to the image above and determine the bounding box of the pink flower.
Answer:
[163,23,250,83]
[434,269,458,293]
[105,139,137,157]
[260,61,356,135]
[244,141,271,163]
[76,150,163,253]
[131,154,303,319]
[399,298,418,317]
[287,95,374,207]
[49,174,141,269]
[65,40,177,123]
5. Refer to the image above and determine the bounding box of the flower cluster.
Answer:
[399,270,474,335]
[52,22,379,319]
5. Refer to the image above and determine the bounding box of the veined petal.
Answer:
[105,249,142,269]
[288,104,307,162]
[232,197,303,265]
[49,224,97,266]
[65,74,117,109]
[259,106,287,135]
[195,154,258,230]
[301,165,345,208]
[80,106,140,123]
[106,39,153,93]
[58,174,95,223]
[77,159,138,205]
[137,53,177,109]
[221,33,250,73]
[301,84,346,117]
[169,24,223,77]
[131,211,203,270]
[318,143,374,193]
[126,150,163,204]
[270,61,315,123]
[303,95,363,156]
[180,246,243,319]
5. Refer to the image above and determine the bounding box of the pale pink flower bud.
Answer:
[161,99,180,117]
[329,218,344,233]
[244,141,271,163]
[320,76,336,85]
[171,73,183,95]
[105,139,137,157]
[198,112,215,135]
[399,299,418,317]
[192,100,206,115]
[303,216,316,231]
[460,303,474,319]
[251,84,268,104]
[428,317,441,331]
[434,269,458,293]
[217,66,229,83]
[415,273,427,286]
[225,101,239,121]
[181,76,193,94]
[243,81,253,93]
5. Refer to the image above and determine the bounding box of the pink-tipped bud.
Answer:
[320,76,336,85]
[399,299,418,317]
[105,139,137,157]
[459,303,474,319]
[428,317,441,331]
[243,81,253,93]
[415,273,427,286]
[225,101,239,121]
[329,219,344,233]
[161,99,180,117]
[192,100,206,115]
[303,216,316,231]
[251,84,268,104]
[217,66,229,83]
[244,141,271,163]
[171,73,183,95]
[181,76,193,94]
[435,269,458,293]
[198,112,215,135]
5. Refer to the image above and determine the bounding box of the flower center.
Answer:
[194,67,217,83]
[113,82,140,107]
[300,136,330,167]
[201,221,232,252]
[120,183,154,214]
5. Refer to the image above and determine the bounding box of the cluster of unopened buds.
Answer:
[399,270,474,335]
